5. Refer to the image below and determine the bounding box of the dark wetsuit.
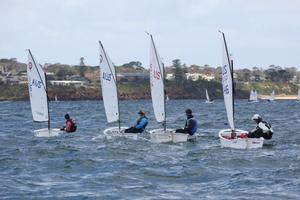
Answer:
[176,115,198,135]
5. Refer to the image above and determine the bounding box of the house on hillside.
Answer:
[165,73,175,80]
[50,75,90,87]
[185,73,215,81]
[2,76,19,85]
[50,80,89,87]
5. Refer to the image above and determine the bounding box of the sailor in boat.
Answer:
[60,114,77,133]
[124,110,148,133]
[246,114,273,139]
[175,109,198,135]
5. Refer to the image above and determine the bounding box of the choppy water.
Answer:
[0,99,300,199]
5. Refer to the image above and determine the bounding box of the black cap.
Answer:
[185,108,192,115]
[65,114,70,119]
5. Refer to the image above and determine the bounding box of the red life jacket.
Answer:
[66,119,77,132]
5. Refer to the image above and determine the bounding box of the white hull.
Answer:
[248,100,258,103]
[103,126,139,140]
[34,128,63,137]
[150,128,196,143]
[219,129,264,149]
[205,100,214,104]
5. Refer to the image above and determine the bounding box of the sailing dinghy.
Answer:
[254,90,258,102]
[248,90,258,103]
[27,50,62,137]
[205,89,214,103]
[147,34,193,143]
[98,42,139,139]
[268,90,275,102]
[218,32,264,149]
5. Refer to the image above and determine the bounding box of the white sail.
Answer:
[27,50,49,122]
[149,35,165,123]
[221,33,235,130]
[99,41,119,123]
[205,89,210,101]
[254,90,258,101]
[249,90,254,101]
[270,90,275,101]
[298,89,300,100]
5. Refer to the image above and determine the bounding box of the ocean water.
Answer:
[0,99,299,200]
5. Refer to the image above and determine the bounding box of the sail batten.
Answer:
[149,35,165,123]
[99,41,119,123]
[27,50,49,123]
[221,32,235,131]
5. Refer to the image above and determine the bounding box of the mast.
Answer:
[150,34,166,131]
[28,49,50,130]
[231,58,234,122]
[162,62,167,131]
[45,73,50,130]
[99,41,121,131]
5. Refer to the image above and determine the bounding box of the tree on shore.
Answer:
[172,59,186,83]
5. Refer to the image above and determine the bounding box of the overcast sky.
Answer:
[0,0,300,69]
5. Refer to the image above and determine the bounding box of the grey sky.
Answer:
[1,0,300,68]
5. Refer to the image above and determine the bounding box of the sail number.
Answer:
[222,65,230,94]
[102,72,112,81]
[30,78,42,89]
[223,84,229,94]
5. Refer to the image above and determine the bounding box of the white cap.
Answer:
[251,114,262,120]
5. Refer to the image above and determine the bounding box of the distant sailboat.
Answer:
[166,95,170,101]
[205,89,214,103]
[99,41,138,139]
[27,50,62,137]
[147,33,190,143]
[218,31,264,149]
[297,89,300,102]
[268,90,275,102]
[248,90,258,103]
[54,95,58,102]
[254,90,258,102]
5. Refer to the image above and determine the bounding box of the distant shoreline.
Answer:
[0,96,298,101]
[258,95,298,100]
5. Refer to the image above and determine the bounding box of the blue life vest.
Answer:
[135,116,148,131]
[186,117,197,135]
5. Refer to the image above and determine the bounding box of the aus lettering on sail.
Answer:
[100,53,113,82]
[28,61,43,94]
[222,64,230,95]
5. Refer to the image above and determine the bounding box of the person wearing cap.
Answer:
[175,108,198,135]
[247,114,273,139]
[60,114,77,133]
[124,110,148,133]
